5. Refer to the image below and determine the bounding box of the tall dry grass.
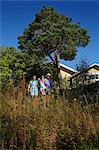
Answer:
[0,93,99,150]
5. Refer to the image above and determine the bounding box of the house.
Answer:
[70,63,99,88]
[60,63,77,87]
[87,63,99,76]
[60,63,77,78]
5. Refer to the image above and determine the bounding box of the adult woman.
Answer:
[28,75,38,97]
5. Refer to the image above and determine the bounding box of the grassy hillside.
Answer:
[0,93,99,150]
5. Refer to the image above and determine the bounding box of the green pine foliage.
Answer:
[18,6,90,60]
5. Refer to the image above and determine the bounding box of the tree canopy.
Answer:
[18,6,90,61]
[0,47,25,83]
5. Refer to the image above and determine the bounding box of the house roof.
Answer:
[71,63,99,78]
[60,63,77,73]
[88,63,99,69]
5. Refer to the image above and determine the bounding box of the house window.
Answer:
[95,75,99,79]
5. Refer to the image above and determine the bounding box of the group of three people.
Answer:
[28,73,52,97]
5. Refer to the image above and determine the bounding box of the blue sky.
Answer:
[1,0,99,68]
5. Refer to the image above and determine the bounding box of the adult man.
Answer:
[44,73,53,94]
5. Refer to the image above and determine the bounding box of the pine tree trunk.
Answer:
[54,50,61,87]
[57,50,61,86]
